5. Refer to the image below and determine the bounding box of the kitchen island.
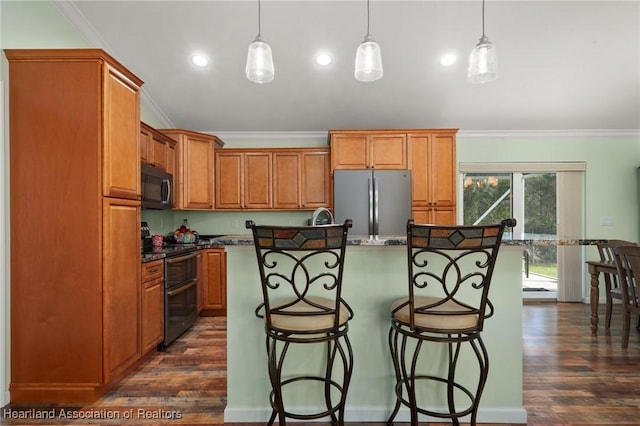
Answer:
[218,235,527,423]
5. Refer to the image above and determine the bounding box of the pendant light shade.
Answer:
[468,0,497,83]
[246,35,274,84]
[354,0,383,82]
[355,34,383,82]
[246,0,274,84]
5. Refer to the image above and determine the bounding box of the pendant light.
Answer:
[246,0,274,84]
[354,0,383,82]
[468,0,498,84]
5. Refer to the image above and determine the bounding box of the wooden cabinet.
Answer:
[216,148,330,210]
[103,65,141,200]
[328,128,457,225]
[197,251,204,313]
[200,248,227,316]
[329,130,407,170]
[141,260,164,355]
[215,150,272,209]
[408,131,458,225]
[273,149,331,209]
[103,199,142,383]
[6,49,143,403]
[160,129,224,210]
[140,122,177,173]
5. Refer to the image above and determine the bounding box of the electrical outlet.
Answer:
[232,219,240,228]
[600,216,614,226]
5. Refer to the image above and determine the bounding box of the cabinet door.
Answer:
[215,152,243,209]
[141,278,164,354]
[431,134,456,207]
[408,134,430,208]
[103,198,141,383]
[331,134,368,170]
[103,64,140,200]
[244,152,272,209]
[432,207,456,225]
[369,134,407,169]
[203,249,227,315]
[197,252,204,313]
[140,124,151,165]
[182,134,214,209]
[151,134,168,171]
[301,151,331,208]
[273,152,301,209]
[166,141,176,177]
[412,207,455,225]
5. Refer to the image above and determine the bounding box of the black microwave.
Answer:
[141,164,173,209]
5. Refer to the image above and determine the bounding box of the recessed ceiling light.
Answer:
[315,53,332,66]
[191,54,209,67]
[440,54,456,67]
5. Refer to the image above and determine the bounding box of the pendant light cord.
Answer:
[257,0,262,36]
[366,0,371,36]
[481,0,486,38]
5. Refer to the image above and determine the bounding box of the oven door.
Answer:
[164,278,198,346]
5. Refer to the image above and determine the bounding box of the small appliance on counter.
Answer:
[141,221,152,252]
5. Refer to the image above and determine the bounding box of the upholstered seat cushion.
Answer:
[269,296,350,332]
[391,296,479,331]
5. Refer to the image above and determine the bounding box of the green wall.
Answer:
[2,0,640,411]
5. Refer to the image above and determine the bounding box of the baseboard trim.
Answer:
[224,405,528,423]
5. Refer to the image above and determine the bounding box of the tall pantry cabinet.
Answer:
[6,49,143,402]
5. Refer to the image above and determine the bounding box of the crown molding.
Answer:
[457,129,640,138]
[203,131,328,141]
[203,129,640,140]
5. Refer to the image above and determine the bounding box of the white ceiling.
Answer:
[54,1,640,133]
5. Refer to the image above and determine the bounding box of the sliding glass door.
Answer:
[462,172,558,296]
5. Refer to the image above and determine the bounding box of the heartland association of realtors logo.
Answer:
[2,407,183,420]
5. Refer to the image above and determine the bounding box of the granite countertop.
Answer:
[203,235,608,247]
[141,242,225,263]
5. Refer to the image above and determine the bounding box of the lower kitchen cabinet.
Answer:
[200,248,227,316]
[141,260,164,355]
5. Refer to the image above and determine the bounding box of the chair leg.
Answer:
[267,337,288,426]
[469,335,490,426]
[446,340,462,426]
[622,311,631,349]
[387,326,403,426]
[604,275,613,329]
[407,339,423,426]
[334,333,354,426]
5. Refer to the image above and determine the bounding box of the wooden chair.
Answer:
[597,240,638,329]
[387,218,516,426]
[245,219,353,425]
[612,245,640,348]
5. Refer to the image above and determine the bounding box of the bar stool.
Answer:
[246,219,354,426]
[388,218,515,426]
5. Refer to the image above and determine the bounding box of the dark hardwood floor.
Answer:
[3,302,640,425]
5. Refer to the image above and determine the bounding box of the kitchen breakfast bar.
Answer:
[218,235,527,424]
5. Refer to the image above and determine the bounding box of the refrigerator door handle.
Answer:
[373,177,379,235]
[368,177,374,235]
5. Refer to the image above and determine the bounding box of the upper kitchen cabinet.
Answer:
[273,149,331,209]
[329,130,407,170]
[160,129,224,210]
[408,130,458,225]
[215,150,272,209]
[6,48,143,403]
[140,122,177,175]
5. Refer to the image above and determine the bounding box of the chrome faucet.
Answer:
[311,207,334,226]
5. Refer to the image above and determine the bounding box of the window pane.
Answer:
[462,173,512,226]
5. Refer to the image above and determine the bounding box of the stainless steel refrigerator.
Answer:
[333,169,411,235]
